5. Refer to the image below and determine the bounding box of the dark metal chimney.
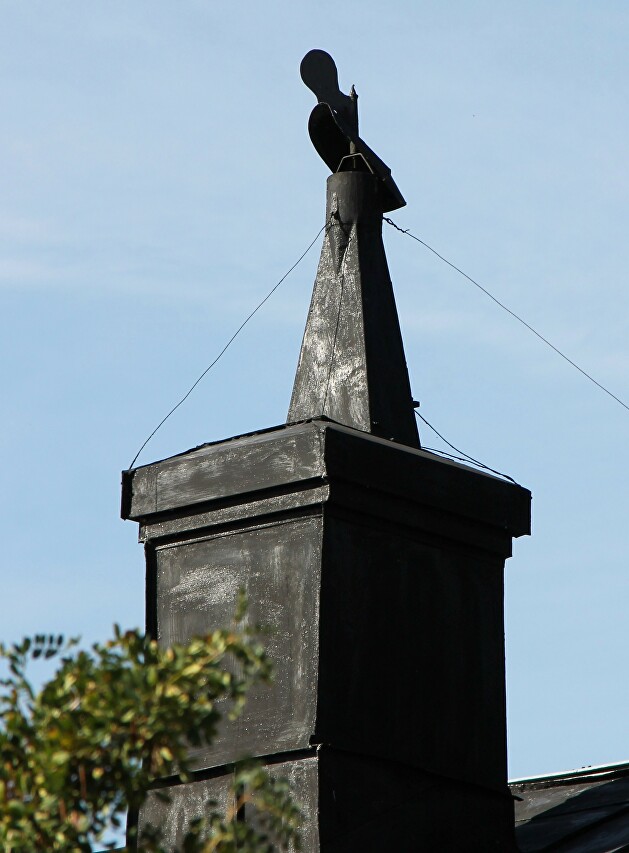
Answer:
[121,51,531,851]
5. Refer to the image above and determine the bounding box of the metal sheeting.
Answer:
[512,769,629,851]
[287,172,420,449]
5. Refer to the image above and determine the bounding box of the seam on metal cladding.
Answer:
[148,747,319,791]
[321,229,351,417]
[307,742,515,802]
[135,476,329,527]
[329,206,351,273]
[324,489,513,560]
[138,481,329,543]
[322,454,529,534]
[139,487,330,543]
[151,507,325,551]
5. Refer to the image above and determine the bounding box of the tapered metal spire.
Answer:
[288,51,419,448]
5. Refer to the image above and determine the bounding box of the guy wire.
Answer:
[415,409,518,484]
[128,220,330,469]
[385,216,629,415]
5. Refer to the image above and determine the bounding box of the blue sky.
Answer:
[1,1,627,781]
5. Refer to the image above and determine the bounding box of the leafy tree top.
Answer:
[0,598,301,852]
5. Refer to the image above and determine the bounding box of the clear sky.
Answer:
[1,1,627,781]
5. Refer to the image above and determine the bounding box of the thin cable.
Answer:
[423,446,511,476]
[423,447,479,465]
[385,216,629,415]
[128,221,330,469]
[415,410,517,484]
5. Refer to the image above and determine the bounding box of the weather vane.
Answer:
[300,49,406,212]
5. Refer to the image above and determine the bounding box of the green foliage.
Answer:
[141,762,300,853]
[0,600,301,852]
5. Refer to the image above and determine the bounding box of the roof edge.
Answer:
[509,758,629,787]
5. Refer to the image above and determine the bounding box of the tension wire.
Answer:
[128,221,330,469]
[415,410,518,485]
[385,216,629,416]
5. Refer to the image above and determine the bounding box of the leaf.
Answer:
[0,602,300,852]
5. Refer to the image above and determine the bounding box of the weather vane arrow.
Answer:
[300,49,406,213]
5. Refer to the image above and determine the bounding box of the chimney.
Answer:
[121,51,530,851]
